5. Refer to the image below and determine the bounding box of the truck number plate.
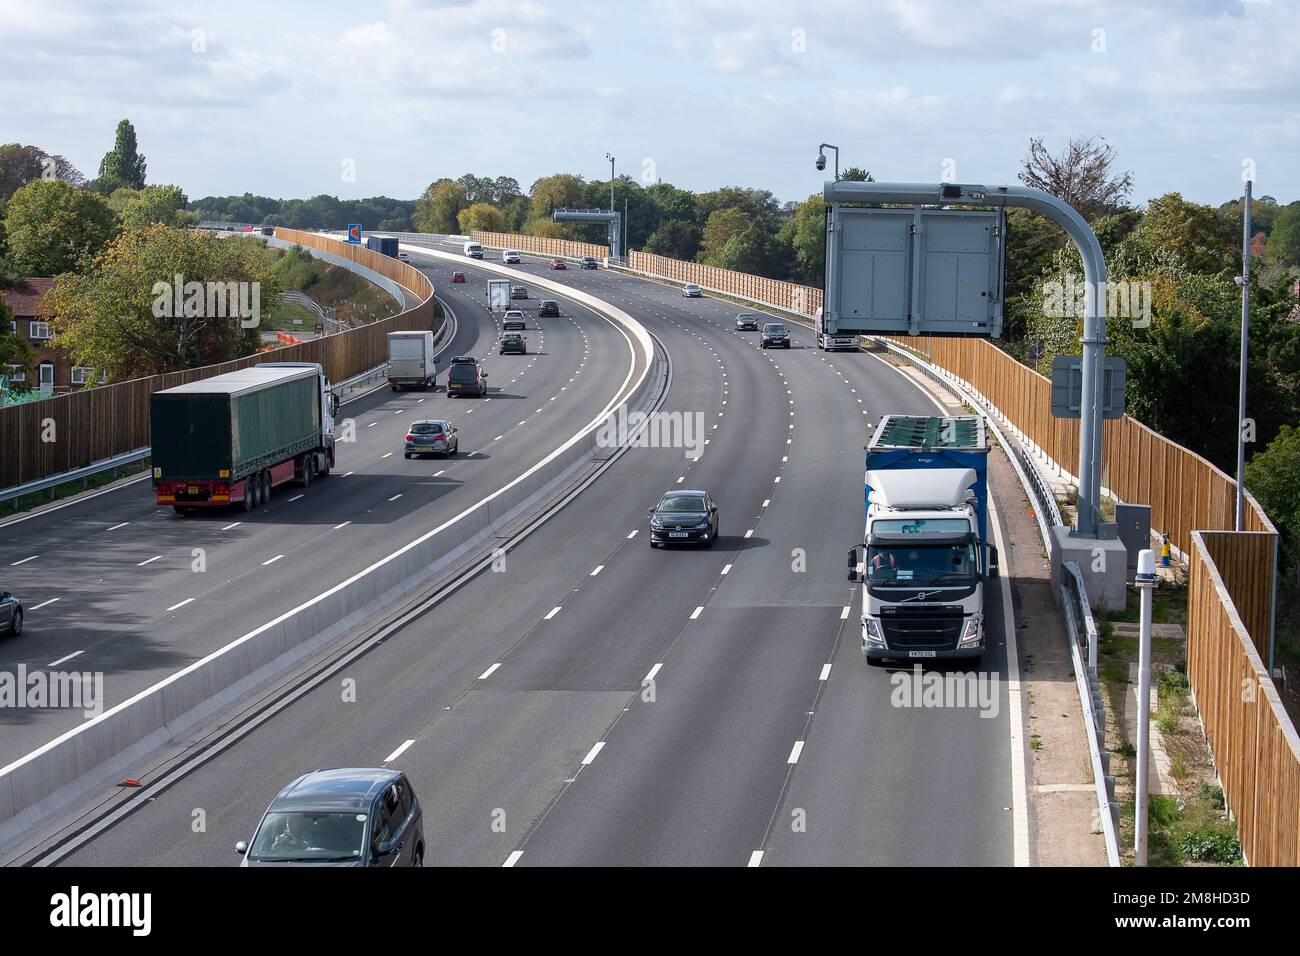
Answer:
[187,486,198,494]
[908,650,937,658]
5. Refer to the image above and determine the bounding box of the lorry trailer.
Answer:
[150,363,338,513]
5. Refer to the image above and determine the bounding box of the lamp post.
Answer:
[604,153,615,214]
[1235,180,1252,531]
[1134,548,1157,866]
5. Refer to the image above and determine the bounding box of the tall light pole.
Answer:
[605,153,615,214]
[1235,179,1252,531]
[1134,548,1157,866]
[817,143,840,181]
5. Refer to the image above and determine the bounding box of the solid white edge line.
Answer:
[581,741,605,765]
[383,739,415,763]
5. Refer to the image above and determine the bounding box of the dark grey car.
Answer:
[761,322,790,348]
[649,489,719,548]
[237,768,425,867]
[0,590,22,636]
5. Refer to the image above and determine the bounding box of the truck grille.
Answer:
[880,605,964,651]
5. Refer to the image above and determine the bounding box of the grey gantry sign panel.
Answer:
[824,206,1005,338]
[1050,354,1127,419]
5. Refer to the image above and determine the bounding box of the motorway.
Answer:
[0,258,639,764]
[36,247,1021,867]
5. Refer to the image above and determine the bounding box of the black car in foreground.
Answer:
[237,768,424,867]
[761,322,790,348]
[538,299,560,317]
[0,590,22,636]
[649,489,719,548]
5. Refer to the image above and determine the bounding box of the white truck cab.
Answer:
[847,416,996,665]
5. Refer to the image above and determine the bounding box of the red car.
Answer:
[549,259,567,270]
[450,271,466,283]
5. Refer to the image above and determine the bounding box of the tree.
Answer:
[840,167,873,183]
[645,219,700,260]
[1267,203,1300,268]
[1018,135,1133,221]
[1131,193,1235,275]
[526,174,586,234]
[42,224,281,378]
[780,194,827,285]
[697,207,751,264]
[3,179,118,276]
[717,219,791,277]
[1245,425,1300,588]
[414,179,467,234]
[96,119,147,192]
[0,144,85,203]
[0,298,34,392]
[457,202,505,234]
[120,185,194,230]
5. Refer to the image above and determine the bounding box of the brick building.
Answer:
[2,278,93,394]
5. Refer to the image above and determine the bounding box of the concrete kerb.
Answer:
[0,263,657,839]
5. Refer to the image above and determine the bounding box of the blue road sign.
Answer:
[347,224,362,244]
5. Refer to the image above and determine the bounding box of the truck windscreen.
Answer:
[867,541,978,586]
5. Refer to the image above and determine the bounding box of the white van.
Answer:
[463,241,484,259]
[502,249,521,264]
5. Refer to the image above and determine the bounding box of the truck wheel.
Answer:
[301,456,312,488]
[262,470,273,505]
[242,482,255,512]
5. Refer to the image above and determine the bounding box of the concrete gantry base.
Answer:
[1051,524,1129,614]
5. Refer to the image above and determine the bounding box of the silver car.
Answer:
[404,419,459,458]
[682,283,703,298]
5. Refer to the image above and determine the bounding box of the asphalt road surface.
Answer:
[39,250,1022,867]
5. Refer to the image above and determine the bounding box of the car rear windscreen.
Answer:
[449,365,478,384]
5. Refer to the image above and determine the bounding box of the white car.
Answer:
[397,252,410,262]
[682,284,703,298]
[503,250,521,263]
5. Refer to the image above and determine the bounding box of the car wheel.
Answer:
[414,847,424,867]
[11,611,21,637]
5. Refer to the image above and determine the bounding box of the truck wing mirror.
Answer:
[988,545,1000,579]
[846,545,862,583]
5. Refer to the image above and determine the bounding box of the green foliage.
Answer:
[414,179,467,234]
[1268,203,1300,267]
[780,194,826,285]
[3,179,119,276]
[457,201,505,234]
[119,185,194,230]
[1246,425,1300,587]
[96,119,147,191]
[42,225,282,378]
[0,298,33,389]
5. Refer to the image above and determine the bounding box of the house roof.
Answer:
[1,279,56,318]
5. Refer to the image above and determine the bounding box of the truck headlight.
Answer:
[863,618,886,647]
[958,617,983,648]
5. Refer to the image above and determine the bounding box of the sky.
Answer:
[2,0,1298,207]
